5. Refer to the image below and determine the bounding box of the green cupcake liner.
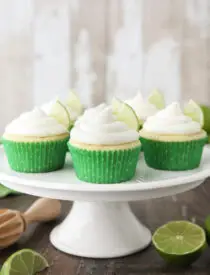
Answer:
[68,143,141,183]
[2,136,69,173]
[140,136,207,171]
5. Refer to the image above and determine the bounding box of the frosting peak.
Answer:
[70,104,139,145]
[5,107,68,137]
[143,102,202,134]
[125,92,158,120]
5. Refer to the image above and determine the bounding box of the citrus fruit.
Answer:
[148,89,165,110]
[66,90,83,115]
[48,100,72,130]
[112,97,140,131]
[152,221,206,266]
[1,249,49,275]
[184,100,204,127]
[200,105,210,133]
[204,215,210,244]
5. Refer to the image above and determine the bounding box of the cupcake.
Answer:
[2,108,69,173]
[139,102,207,171]
[68,104,141,183]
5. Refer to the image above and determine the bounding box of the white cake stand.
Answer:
[1,147,210,259]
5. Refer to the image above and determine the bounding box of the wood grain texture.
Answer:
[1,179,210,274]
[0,0,33,134]
[70,0,107,107]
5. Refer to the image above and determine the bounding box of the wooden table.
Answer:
[1,179,210,275]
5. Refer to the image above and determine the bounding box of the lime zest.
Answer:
[184,100,204,127]
[148,89,165,110]
[112,97,140,131]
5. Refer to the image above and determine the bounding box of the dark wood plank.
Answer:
[1,179,210,274]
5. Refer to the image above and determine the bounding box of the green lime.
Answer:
[152,221,207,266]
[48,100,72,130]
[1,249,49,275]
[112,97,140,131]
[204,215,210,244]
[148,89,165,110]
[200,105,210,133]
[184,100,204,127]
[66,90,83,116]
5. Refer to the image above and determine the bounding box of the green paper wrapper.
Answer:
[2,136,69,173]
[140,136,207,171]
[68,143,141,183]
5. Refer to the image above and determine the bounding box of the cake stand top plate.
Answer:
[0,147,210,202]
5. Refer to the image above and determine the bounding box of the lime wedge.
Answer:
[1,249,49,275]
[152,221,206,266]
[148,89,165,110]
[184,100,204,127]
[204,215,210,244]
[112,97,140,131]
[200,105,210,133]
[48,100,72,130]
[66,90,83,115]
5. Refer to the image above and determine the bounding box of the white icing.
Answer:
[70,104,139,145]
[42,100,79,121]
[125,92,158,120]
[143,102,202,134]
[5,108,68,137]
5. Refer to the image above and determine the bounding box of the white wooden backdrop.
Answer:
[0,0,210,133]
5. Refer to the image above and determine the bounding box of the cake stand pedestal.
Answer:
[0,147,210,258]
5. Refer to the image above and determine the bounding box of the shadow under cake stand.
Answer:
[1,147,210,259]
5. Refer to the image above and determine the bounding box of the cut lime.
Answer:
[184,100,204,127]
[112,97,140,131]
[66,90,83,115]
[200,105,210,133]
[1,249,49,275]
[152,221,206,266]
[148,89,165,110]
[48,100,72,130]
[204,215,210,244]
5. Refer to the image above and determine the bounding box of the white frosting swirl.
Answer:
[42,100,79,121]
[125,92,158,120]
[143,102,202,134]
[70,104,139,145]
[5,108,68,137]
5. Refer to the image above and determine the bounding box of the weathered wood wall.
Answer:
[0,0,210,133]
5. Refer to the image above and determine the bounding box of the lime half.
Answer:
[1,249,49,275]
[48,100,71,130]
[152,221,206,266]
[200,105,210,133]
[66,90,83,115]
[148,89,165,110]
[184,100,204,127]
[112,97,140,131]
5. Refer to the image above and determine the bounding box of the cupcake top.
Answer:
[143,102,202,135]
[125,92,158,121]
[42,99,79,121]
[70,103,139,145]
[4,108,68,137]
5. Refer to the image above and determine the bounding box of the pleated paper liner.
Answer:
[68,143,141,183]
[2,136,69,173]
[140,136,207,171]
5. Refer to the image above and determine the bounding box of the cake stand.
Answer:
[1,147,210,259]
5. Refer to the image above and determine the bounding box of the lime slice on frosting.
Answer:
[184,100,204,127]
[112,97,140,131]
[152,221,206,266]
[148,89,165,110]
[48,100,72,130]
[66,90,83,115]
[1,249,49,275]
[200,104,210,133]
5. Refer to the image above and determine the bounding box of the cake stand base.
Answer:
[50,201,152,258]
